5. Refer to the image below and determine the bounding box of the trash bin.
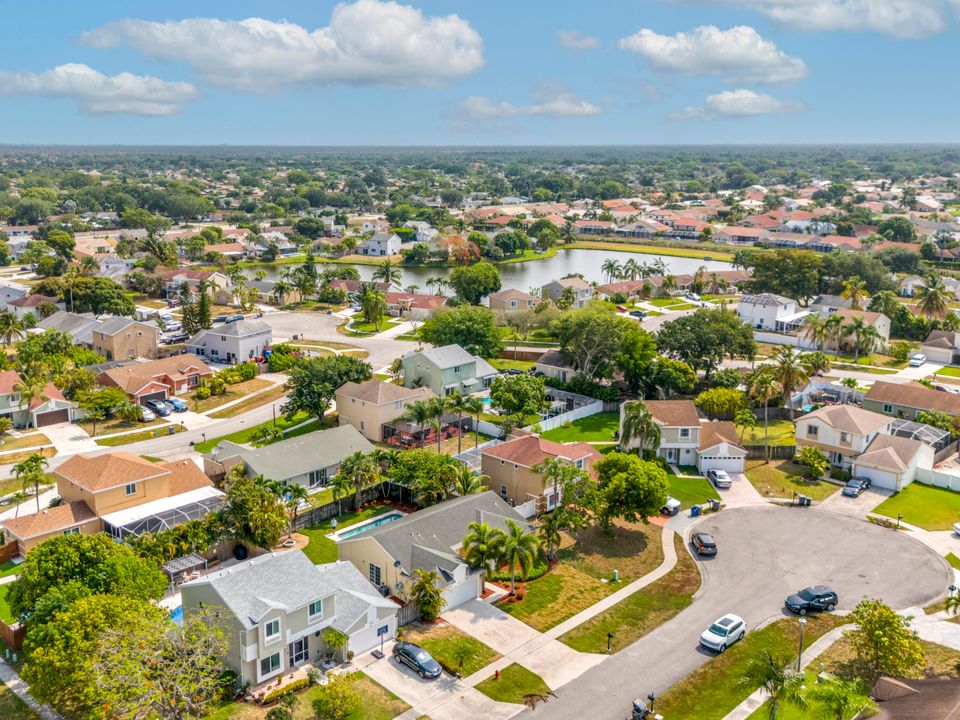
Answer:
[799,495,812,507]
[168,426,176,435]
[690,505,701,518]
[710,498,721,512]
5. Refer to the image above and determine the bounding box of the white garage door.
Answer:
[348,617,396,655]
[852,465,899,491]
[442,576,480,610]
[699,455,746,473]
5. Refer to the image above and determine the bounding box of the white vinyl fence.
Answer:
[914,468,960,493]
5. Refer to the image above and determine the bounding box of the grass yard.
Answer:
[208,385,287,419]
[667,473,720,508]
[341,319,402,336]
[564,240,733,262]
[739,419,796,447]
[475,663,551,705]
[299,504,395,564]
[194,412,320,453]
[540,412,620,443]
[0,584,15,623]
[560,534,700,653]
[499,519,664,631]
[188,378,273,413]
[0,432,51,453]
[831,363,897,375]
[288,339,365,352]
[745,459,839,502]
[948,553,960,570]
[96,425,185,447]
[0,447,56,465]
[0,683,36,720]
[400,623,500,677]
[0,559,23,578]
[655,614,848,720]
[488,358,536,372]
[79,415,166,437]
[650,297,682,307]
[0,474,54,499]
[936,366,960,378]
[874,482,960,531]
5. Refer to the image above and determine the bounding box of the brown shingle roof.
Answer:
[870,676,960,719]
[0,370,23,395]
[855,434,926,473]
[160,458,213,495]
[2,501,97,540]
[866,381,960,416]
[802,404,891,435]
[647,400,701,427]
[698,421,745,451]
[336,379,433,405]
[55,452,169,492]
[481,435,601,468]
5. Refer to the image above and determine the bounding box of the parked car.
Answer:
[629,310,646,318]
[213,315,228,324]
[661,497,681,516]
[392,642,442,679]
[686,292,702,302]
[163,321,182,332]
[161,332,189,344]
[842,477,872,497]
[699,614,746,653]
[140,407,156,422]
[166,299,181,308]
[707,469,732,489]
[909,353,927,367]
[144,399,171,417]
[616,306,628,313]
[953,521,960,536]
[166,397,188,412]
[784,586,838,615]
[691,532,717,556]
[225,314,244,323]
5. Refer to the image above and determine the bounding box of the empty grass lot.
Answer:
[655,614,848,720]
[188,378,273,413]
[95,426,184,447]
[560,535,700,653]
[745,459,839,502]
[738,419,795,447]
[475,663,551,705]
[208,384,287,419]
[936,366,960,378]
[874,482,960,531]
[400,623,500,677]
[667,473,720,508]
[299,504,395,564]
[540,412,620,443]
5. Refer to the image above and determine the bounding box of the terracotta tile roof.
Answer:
[159,458,213,495]
[647,400,701,427]
[0,370,23,395]
[698,421,745,451]
[29,383,65,411]
[336,379,433,405]
[203,243,246,254]
[490,289,540,302]
[2,501,97,540]
[481,435,601,468]
[866,381,960,415]
[55,452,169,492]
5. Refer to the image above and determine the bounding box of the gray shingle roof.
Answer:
[412,344,476,370]
[93,316,137,336]
[740,293,793,307]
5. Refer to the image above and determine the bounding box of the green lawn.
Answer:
[346,319,401,335]
[745,668,862,720]
[0,683,36,720]
[745,459,839,502]
[831,363,897,375]
[0,560,22,578]
[96,425,185,447]
[299,505,395,564]
[0,585,16,624]
[400,624,500,677]
[650,297,682,307]
[874,482,960,531]
[540,412,620,443]
[948,553,960,570]
[194,412,320,453]
[667,474,720,508]
[739,419,796,447]
[488,358,535,372]
[560,535,700,653]
[475,663,551,705]
[936,366,960,378]
[655,614,848,720]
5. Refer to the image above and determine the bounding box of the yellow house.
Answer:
[2,502,100,556]
[335,380,434,442]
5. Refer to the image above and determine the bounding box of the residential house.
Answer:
[204,424,374,492]
[921,330,960,365]
[335,380,435,442]
[736,294,798,331]
[159,269,233,305]
[97,355,214,403]
[596,280,649,302]
[541,277,593,308]
[0,370,77,428]
[337,492,532,609]
[795,404,892,470]
[34,311,100,347]
[489,289,539,315]
[714,226,769,245]
[868,676,960,719]
[696,421,748,474]
[851,434,934,492]
[480,434,602,516]
[7,294,62,320]
[863,380,960,420]
[402,220,438,245]
[90,317,160,361]
[181,551,399,686]
[534,349,578,384]
[0,282,27,311]
[186,319,272,364]
[356,232,401,257]
[383,292,447,321]
[827,309,891,353]
[401,344,497,397]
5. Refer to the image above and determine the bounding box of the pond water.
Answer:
[247,247,733,293]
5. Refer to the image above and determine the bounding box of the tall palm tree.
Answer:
[445,393,471,454]
[622,258,640,281]
[842,317,868,361]
[330,473,351,516]
[462,521,504,572]
[738,650,807,720]
[339,452,380,510]
[9,490,28,519]
[360,287,387,331]
[772,347,810,417]
[619,399,660,454]
[824,313,844,358]
[840,276,870,311]
[409,568,445,621]
[662,274,678,295]
[857,324,882,364]
[801,314,829,352]
[271,279,290,309]
[372,258,402,286]
[14,452,48,513]
[734,408,757,442]
[0,312,25,347]
[400,399,434,449]
[538,512,563,561]
[499,519,540,595]
[601,258,621,284]
[748,371,782,462]
[532,456,583,514]
[451,465,488,496]
[426,396,447,453]
[465,396,485,450]
[916,273,952,319]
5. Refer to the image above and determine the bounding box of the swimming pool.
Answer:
[481,397,492,407]
[335,512,404,540]
[169,605,183,625]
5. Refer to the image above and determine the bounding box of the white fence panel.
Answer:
[514,499,537,518]
[915,468,960,492]
[534,400,603,432]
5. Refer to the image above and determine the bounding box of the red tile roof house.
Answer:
[97,355,214,404]
[7,294,64,320]
[383,292,448,321]
[0,370,77,428]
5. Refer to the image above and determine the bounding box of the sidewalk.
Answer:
[0,658,62,720]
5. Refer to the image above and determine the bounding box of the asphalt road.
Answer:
[531,505,951,720]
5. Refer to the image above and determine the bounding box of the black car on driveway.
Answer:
[842,477,872,497]
[392,642,442,679]
[691,532,718,556]
[785,585,838,615]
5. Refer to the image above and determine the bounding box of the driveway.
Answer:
[527,504,950,720]
[715,472,767,509]
[818,486,892,518]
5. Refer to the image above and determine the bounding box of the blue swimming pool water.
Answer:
[481,397,492,406]
[337,512,403,539]
[169,605,183,625]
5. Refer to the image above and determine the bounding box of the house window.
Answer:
[260,652,281,677]
[124,483,137,496]
[360,421,365,431]
[264,619,280,642]
[453,366,461,373]
[840,432,851,444]
[575,459,584,469]
[308,469,327,488]
[369,564,382,586]
[807,425,818,437]
[500,484,508,496]
[63,527,79,536]
[308,600,323,619]
[883,404,893,414]
[680,428,690,439]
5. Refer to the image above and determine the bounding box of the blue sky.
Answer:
[0,0,957,145]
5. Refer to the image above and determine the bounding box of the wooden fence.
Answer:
[291,483,413,532]
[0,620,25,651]
[397,602,420,627]
[745,445,796,460]
[0,540,19,564]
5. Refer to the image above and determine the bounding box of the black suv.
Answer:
[691,532,718,556]
[784,585,838,615]
[392,642,442,679]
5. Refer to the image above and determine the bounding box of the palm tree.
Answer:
[115,401,144,423]
[622,258,640,281]
[601,258,621,283]
[451,465,488,496]
[840,276,870,310]
[739,650,807,720]
[9,490,28,518]
[462,521,504,572]
[426,396,447,453]
[330,473,351,516]
[372,258,402,286]
[808,677,870,720]
[339,452,380,511]
[662,274,678,295]
[284,484,309,538]
[360,288,387,331]
[272,280,291,309]
[842,317,868,361]
[533,456,582,515]
[916,273,952,319]
[445,393,471,454]
[857,325,882,364]
[801,314,829,352]
[0,312,24,347]
[825,313,844,359]
[409,568,445,621]
[465,396,485,450]
[772,347,810,417]
[538,512,563,561]
[14,452,48,513]
[734,408,757,442]
[16,377,48,428]
[400,399,434,449]
[619,399,660,454]
[748,371,782,462]
[499,519,540,595]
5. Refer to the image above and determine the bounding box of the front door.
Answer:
[289,636,309,666]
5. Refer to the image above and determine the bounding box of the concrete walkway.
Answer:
[0,657,61,720]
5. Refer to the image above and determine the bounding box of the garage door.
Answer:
[699,455,746,473]
[852,465,899,491]
[35,409,69,427]
[442,576,480,610]
[139,391,167,405]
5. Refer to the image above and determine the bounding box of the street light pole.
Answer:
[272,403,276,428]
[797,618,807,673]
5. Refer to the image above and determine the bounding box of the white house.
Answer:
[795,404,892,470]
[736,294,798,331]
[356,232,401,257]
[851,434,934,492]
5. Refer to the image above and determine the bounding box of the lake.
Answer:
[248,248,733,294]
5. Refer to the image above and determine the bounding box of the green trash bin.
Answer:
[799,495,812,507]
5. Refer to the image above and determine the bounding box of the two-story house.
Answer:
[186,319,272,364]
[335,380,435,442]
[181,551,398,687]
[356,232,401,257]
[795,404,892,470]
[541,277,593,308]
[90,317,160,361]
[736,294,798,331]
[401,344,497,397]
[826,309,891,353]
[488,289,539,316]
[97,355,214,404]
[863,380,960,420]
[480,434,602,517]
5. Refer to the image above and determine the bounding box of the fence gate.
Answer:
[397,602,420,627]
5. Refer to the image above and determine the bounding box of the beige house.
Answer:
[0,502,100,555]
[182,551,398,687]
[826,309,891,352]
[489,288,539,316]
[480,434,602,517]
[863,380,960,420]
[795,404,892,470]
[335,380,435,442]
[90,317,160,361]
[851,434,935,492]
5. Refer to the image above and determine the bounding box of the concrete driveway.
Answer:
[818,485,892,518]
[528,504,951,720]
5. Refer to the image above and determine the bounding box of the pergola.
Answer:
[162,553,208,585]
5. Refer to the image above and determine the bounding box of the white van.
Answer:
[909,353,926,367]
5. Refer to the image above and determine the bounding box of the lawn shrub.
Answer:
[262,678,310,704]
[487,551,549,582]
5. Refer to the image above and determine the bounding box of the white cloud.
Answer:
[556,29,600,51]
[672,88,806,120]
[81,0,484,92]
[461,85,602,119]
[679,0,958,39]
[619,25,808,85]
[0,63,197,115]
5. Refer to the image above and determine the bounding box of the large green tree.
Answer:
[282,354,372,422]
[592,452,669,532]
[846,598,924,680]
[657,308,756,378]
[740,249,823,304]
[418,305,504,357]
[69,277,135,317]
[489,374,548,425]
[449,262,502,304]
[221,467,290,549]
[552,304,638,379]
